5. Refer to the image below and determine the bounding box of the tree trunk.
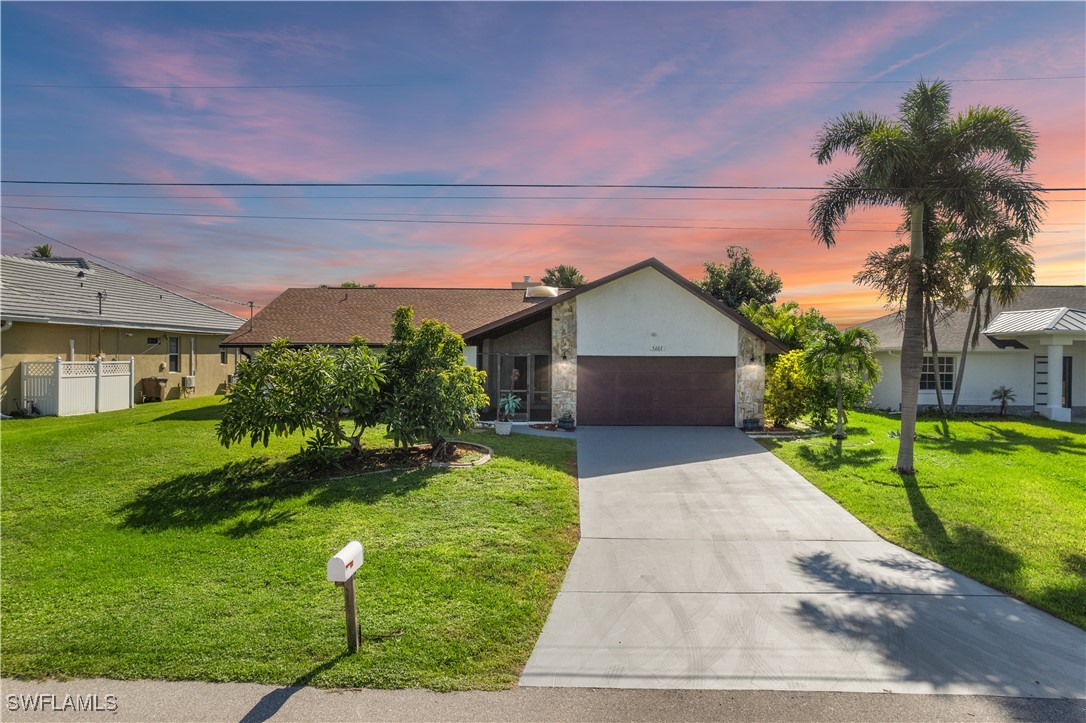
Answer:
[833,369,846,439]
[926,298,946,415]
[950,295,980,416]
[895,203,926,473]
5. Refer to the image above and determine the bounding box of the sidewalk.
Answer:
[3,678,1083,722]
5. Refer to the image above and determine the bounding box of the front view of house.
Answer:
[222,258,784,427]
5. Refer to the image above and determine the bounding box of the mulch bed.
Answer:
[291,442,488,479]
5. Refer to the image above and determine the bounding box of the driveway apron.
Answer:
[520,427,1086,697]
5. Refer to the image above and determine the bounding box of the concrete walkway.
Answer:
[520,427,1086,698]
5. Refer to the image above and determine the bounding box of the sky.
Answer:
[2,1,1083,325]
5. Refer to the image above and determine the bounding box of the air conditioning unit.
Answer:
[181,375,196,390]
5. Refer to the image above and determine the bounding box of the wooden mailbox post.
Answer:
[327,540,364,652]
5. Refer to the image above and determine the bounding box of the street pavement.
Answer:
[3,677,1085,722]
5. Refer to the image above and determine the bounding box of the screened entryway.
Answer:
[479,353,551,421]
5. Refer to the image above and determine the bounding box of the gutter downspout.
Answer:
[0,320,12,333]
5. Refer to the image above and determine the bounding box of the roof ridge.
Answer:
[81,259,245,322]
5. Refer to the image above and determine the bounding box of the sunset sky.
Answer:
[2,2,1083,325]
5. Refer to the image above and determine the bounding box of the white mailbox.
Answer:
[327,541,364,583]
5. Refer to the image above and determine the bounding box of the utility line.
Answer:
[0,216,250,307]
[4,192,1084,203]
[6,75,1083,89]
[4,180,1084,192]
[6,203,1084,227]
[3,205,1076,233]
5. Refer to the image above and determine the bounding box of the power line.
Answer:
[0,216,250,307]
[4,180,1083,192]
[4,192,1084,203]
[5,75,1083,89]
[4,205,1077,233]
[8,203,1085,226]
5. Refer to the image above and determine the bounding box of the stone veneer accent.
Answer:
[551,299,577,421]
[736,326,766,426]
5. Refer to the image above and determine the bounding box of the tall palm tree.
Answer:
[29,244,53,258]
[810,79,1043,472]
[802,327,882,439]
[948,220,1034,415]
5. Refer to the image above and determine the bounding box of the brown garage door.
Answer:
[577,356,735,426]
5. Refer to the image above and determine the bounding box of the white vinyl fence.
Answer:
[21,357,135,417]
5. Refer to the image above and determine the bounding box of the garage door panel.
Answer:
[579,356,735,426]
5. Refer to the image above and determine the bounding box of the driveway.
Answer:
[520,427,1086,697]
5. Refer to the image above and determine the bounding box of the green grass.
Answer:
[1,397,579,690]
[760,411,1086,629]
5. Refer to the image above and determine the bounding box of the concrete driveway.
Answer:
[520,427,1086,697]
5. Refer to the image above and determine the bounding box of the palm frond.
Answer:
[947,106,1037,170]
[809,169,896,247]
[812,111,889,164]
[899,79,952,136]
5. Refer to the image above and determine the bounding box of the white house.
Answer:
[855,287,1086,421]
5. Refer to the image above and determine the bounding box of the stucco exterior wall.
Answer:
[551,300,577,420]
[869,347,1086,412]
[575,267,740,357]
[1,321,236,413]
[736,327,766,425]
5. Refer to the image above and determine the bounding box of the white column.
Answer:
[1044,341,1070,422]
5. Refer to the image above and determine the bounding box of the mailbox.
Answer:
[327,541,364,583]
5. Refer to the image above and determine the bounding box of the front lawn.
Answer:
[760,411,1086,629]
[1,397,578,690]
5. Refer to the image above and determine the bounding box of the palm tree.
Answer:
[949,220,1034,415]
[28,244,53,258]
[802,327,882,440]
[991,385,1016,417]
[810,79,1044,472]
[541,264,586,288]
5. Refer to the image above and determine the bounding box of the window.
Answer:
[920,356,953,391]
[220,348,228,365]
[168,337,180,373]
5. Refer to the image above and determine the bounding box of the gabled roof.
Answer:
[221,287,551,347]
[854,286,1086,351]
[463,258,788,353]
[0,255,244,335]
[984,307,1086,336]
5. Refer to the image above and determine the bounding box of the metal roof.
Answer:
[983,307,1086,336]
[0,255,244,334]
[853,286,1086,351]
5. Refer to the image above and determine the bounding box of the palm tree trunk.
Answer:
[895,203,926,473]
[834,368,845,439]
[950,295,980,415]
[926,298,946,415]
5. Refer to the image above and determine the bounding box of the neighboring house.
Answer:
[1,255,244,414]
[221,258,786,426]
[854,286,1086,421]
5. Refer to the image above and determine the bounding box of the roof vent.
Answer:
[524,285,559,298]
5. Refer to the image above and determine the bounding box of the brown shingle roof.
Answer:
[221,287,548,347]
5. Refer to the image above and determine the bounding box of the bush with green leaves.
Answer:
[381,307,489,459]
[216,337,384,457]
[764,350,813,427]
[764,348,875,430]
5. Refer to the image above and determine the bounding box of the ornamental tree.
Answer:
[381,307,489,459]
[216,337,384,455]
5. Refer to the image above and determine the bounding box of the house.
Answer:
[854,286,1086,421]
[221,258,786,426]
[0,255,244,414]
